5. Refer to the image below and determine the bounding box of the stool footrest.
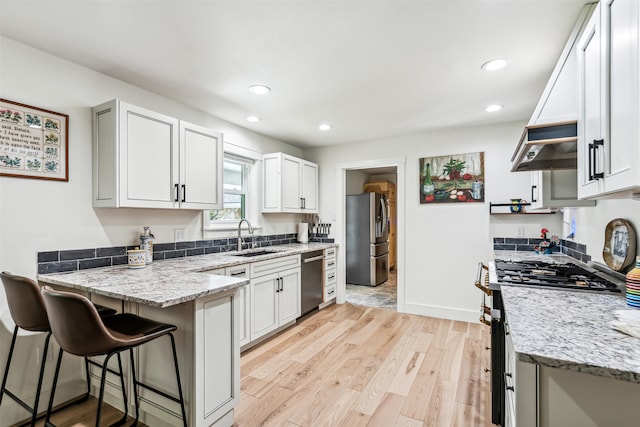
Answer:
[136,380,183,404]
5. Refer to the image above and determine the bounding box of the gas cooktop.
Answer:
[494,259,622,293]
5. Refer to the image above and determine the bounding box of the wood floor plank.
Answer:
[400,347,445,421]
[424,377,457,426]
[387,351,426,396]
[366,392,406,427]
[394,414,426,427]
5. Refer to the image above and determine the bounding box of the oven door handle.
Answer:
[475,262,492,295]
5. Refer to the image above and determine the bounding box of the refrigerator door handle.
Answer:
[380,196,388,235]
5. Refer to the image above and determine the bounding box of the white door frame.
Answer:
[335,157,406,312]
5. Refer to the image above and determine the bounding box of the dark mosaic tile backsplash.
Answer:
[38,233,334,274]
[493,237,590,263]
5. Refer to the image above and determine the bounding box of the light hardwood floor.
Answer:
[235,302,493,426]
[14,303,492,427]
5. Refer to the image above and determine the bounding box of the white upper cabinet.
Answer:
[262,152,318,213]
[578,0,640,199]
[525,3,596,209]
[179,121,223,209]
[92,99,222,209]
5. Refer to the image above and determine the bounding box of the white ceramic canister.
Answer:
[128,248,146,269]
[140,226,155,264]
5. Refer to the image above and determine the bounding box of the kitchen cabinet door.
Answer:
[278,267,301,325]
[93,100,179,208]
[601,0,640,196]
[179,121,223,209]
[262,152,318,213]
[578,0,640,199]
[281,154,302,212]
[530,170,595,209]
[226,264,251,347]
[250,273,279,340]
[577,4,604,199]
[301,161,318,211]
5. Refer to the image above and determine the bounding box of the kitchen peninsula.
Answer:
[37,242,336,427]
[490,251,640,427]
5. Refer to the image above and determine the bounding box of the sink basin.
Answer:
[233,250,279,257]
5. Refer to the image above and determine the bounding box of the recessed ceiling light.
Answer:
[248,85,271,95]
[481,58,509,71]
[246,115,261,122]
[485,104,503,112]
[318,123,331,131]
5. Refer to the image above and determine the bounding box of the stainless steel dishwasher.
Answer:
[301,250,324,316]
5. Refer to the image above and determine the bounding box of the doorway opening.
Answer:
[344,166,398,310]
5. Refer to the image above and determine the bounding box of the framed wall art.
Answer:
[0,98,69,181]
[420,151,484,204]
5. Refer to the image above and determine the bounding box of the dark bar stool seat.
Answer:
[0,272,117,427]
[41,286,187,427]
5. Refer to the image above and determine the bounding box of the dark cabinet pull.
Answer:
[593,139,604,179]
[531,185,537,203]
[174,184,179,202]
[589,139,605,181]
[230,270,246,276]
[181,184,186,202]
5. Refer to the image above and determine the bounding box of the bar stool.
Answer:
[0,272,117,426]
[41,286,187,427]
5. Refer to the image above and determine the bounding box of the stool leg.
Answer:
[113,352,128,426]
[168,333,187,427]
[96,352,114,427]
[29,332,52,426]
[0,325,19,408]
[44,348,64,427]
[82,357,91,402]
[129,348,139,426]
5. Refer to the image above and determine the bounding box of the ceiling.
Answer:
[0,0,588,149]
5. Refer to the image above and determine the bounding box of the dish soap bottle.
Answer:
[140,226,155,265]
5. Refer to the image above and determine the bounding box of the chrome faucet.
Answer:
[237,218,254,251]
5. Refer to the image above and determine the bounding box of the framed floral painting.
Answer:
[419,151,484,204]
[0,98,69,181]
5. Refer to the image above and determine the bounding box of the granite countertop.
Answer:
[38,242,337,308]
[491,250,640,383]
[502,286,640,384]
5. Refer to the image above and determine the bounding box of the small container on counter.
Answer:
[140,226,155,264]
[128,248,146,269]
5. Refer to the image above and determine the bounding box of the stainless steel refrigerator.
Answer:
[346,192,389,286]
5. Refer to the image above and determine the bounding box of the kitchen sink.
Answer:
[232,249,280,257]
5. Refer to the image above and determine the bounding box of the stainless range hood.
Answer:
[510,121,578,172]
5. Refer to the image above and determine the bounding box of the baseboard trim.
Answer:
[402,302,479,323]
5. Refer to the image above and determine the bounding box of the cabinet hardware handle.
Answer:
[328,274,335,280]
[328,289,335,295]
[531,185,537,203]
[174,183,179,202]
[276,278,280,292]
[230,270,246,276]
[593,139,604,179]
[484,367,490,373]
[279,278,283,292]
[181,184,186,202]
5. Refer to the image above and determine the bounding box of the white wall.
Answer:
[0,37,302,425]
[305,120,538,322]
[345,170,370,195]
[0,36,302,278]
[571,199,640,264]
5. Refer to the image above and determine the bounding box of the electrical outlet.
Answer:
[174,228,185,242]
[516,226,525,238]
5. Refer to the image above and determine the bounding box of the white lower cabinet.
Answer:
[89,289,240,427]
[323,248,337,301]
[225,264,251,347]
[249,255,301,342]
[505,313,640,427]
